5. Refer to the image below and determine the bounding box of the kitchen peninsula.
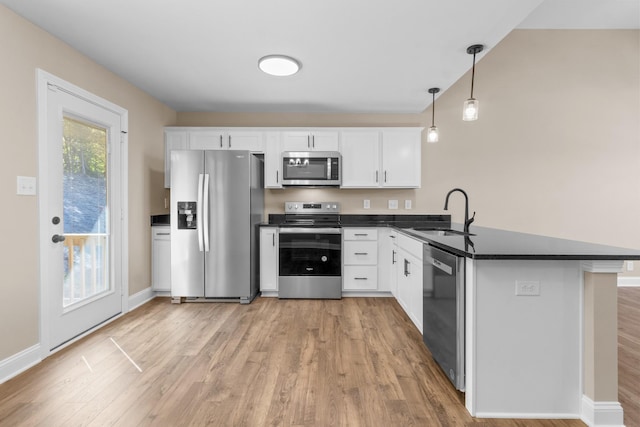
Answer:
[403,225,640,425]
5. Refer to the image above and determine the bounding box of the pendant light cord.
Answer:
[470,50,477,99]
[431,91,436,126]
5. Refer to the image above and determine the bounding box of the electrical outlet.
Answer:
[515,281,540,296]
[388,200,398,209]
[404,200,412,210]
[363,199,370,209]
[628,261,634,271]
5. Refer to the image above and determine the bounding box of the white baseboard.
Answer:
[0,344,41,385]
[618,276,640,287]
[581,395,625,427]
[474,411,579,420]
[341,291,394,298]
[128,286,156,311]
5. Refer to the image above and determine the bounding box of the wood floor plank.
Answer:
[5,291,639,426]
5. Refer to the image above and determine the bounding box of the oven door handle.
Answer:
[278,227,342,234]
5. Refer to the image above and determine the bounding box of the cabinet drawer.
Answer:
[343,228,378,241]
[344,241,378,265]
[397,232,423,260]
[343,266,378,290]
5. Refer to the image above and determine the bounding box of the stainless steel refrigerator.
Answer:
[170,150,263,303]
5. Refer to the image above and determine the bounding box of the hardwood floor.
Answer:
[1,290,638,427]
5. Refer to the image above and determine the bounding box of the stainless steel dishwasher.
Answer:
[423,244,465,391]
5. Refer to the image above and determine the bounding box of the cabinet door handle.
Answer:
[392,249,396,264]
[354,233,368,236]
[404,259,410,276]
[272,233,275,246]
[384,170,388,183]
[312,135,315,148]
[276,170,279,183]
[376,170,379,183]
[308,135,311,148]
[219,135,223,148]
[354,252,368,255]
[157,232,170,236]
[354,277,368,280]
[228,135,231,148]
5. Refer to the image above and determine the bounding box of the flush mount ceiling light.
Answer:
[427,87,440,143]
[463,44,484,121]
[258,55,301,77]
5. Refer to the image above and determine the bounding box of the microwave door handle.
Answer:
[197,173,204,252]
[203,173,210,252]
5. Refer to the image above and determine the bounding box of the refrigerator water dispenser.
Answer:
[177,201,197,229]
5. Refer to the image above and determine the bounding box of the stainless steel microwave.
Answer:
[281,151,341,187]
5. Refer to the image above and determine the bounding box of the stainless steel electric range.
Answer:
[276,202,342,299]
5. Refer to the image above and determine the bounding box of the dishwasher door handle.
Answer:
[430,257,453,275]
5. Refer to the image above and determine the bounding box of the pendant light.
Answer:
[463,44,484,121]
[427,87,440,143]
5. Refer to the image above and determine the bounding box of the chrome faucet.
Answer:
[444,188,475,234]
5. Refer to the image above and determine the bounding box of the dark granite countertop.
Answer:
[402,224,640,261]
[150,214,170,226]
[265,214,451,229]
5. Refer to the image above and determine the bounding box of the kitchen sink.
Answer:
[411,228,475,237]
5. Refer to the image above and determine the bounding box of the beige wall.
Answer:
[179,29,640,255]
[0,5,176,360]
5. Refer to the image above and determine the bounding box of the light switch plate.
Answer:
[363,199,370,209]
[17,176,37,196]
[388,200,398,209]
[404,200,412,209]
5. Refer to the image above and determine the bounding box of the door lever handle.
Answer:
[52,234,65,243]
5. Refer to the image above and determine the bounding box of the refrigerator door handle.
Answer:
[197,173,204,251]
[203,173,210,252]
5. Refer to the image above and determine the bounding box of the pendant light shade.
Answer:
[427,87,440,143]
[463,44,483,121]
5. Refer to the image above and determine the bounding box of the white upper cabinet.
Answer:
[340,130,381,188]
[282,130,339,152]
[381,129,422,188]
[227,131,265,151]
[164,130,189,188]
[264,132,283,188]
[190,129,265,151]
[189,130,225,150]
[340,128,422,189]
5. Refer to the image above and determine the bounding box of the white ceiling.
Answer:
[2,0,638,113]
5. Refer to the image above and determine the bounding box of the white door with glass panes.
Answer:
[39,71,127,351]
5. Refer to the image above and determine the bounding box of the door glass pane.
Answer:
[62,116,109,307]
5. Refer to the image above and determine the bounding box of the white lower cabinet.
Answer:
[395,232,423,333]
[343,228,378,291]
[151,226,171,291]
[259,227,278,294]
[377,228,396,294]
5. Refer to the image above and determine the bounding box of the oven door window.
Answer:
[279,233,341,276]
[282,157,328,181]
